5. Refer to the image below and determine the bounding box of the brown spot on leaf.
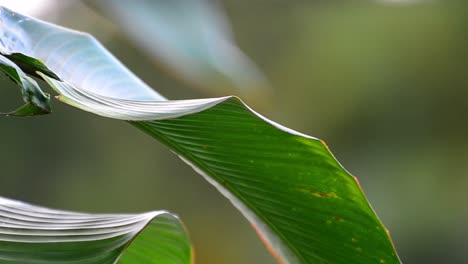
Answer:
[298,188,338,199]
[332,216,344,222]
[320,139,332,153]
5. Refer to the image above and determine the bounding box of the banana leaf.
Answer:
[0,7,400,264]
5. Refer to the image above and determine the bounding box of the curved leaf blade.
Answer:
[0,7,400,263]
[37,68,401,262]
[0,196,192,264]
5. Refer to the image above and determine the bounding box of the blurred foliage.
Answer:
[0,0,467,263]
[86,0,268,100]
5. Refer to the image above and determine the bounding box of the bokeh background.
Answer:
[0,0,467,263]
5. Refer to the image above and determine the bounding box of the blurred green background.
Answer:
[0,0,467,263]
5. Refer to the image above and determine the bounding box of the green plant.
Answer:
[0,6,400,264]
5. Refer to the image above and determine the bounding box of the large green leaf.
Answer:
[0,6,400,263]
[0,196,191,264]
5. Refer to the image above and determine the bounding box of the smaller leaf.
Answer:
[4,53,60,80]
[0,54,51,116]
[3,102,49,116]
[0,196,192,264]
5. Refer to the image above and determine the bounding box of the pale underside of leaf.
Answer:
[0,7,163,101]
[39,72,231,121]
[0,196,191,264]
